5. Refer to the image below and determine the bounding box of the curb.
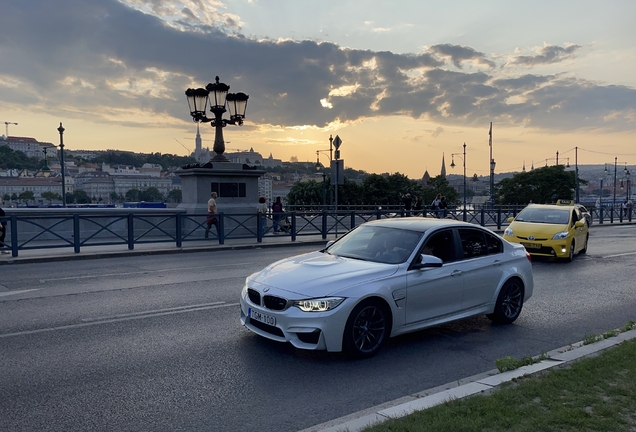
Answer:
[300,328,636,432]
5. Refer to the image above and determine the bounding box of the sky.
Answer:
[1,0,636,180]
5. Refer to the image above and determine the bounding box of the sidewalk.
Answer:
[0,234,334,265]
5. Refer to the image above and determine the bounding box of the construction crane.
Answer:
[4,121,18,136]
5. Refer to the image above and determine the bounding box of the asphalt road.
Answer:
[1,225,635,432]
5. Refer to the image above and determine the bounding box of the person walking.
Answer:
[257,196,268,233]
[402,193,412,217]
[439,196,448,218]
[204,192,219,238]
[0,199,9,254]
[271,196,284,233]
[431,193,442,218]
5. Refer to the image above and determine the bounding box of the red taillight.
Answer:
[526,251,532,262]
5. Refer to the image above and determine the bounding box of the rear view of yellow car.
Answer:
[503,202,589,262]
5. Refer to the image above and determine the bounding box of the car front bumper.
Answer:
[239,290,353,352]
[504,236,572,258]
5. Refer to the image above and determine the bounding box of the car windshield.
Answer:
[515,208,570,224]
[326,225,423,264]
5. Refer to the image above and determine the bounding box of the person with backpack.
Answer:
[272,196,284,233]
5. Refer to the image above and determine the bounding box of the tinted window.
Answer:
[485,231,503,254]
[458,229,488,259]
[420,229,454,263]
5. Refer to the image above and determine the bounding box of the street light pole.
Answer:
[613,157,617,210]
[57,122,66,207]
[450,143,467,221]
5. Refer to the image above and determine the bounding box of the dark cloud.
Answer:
[0,0,634,134]
[511,44,582,66]
[429,44,497,69]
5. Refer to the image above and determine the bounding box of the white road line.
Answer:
[38,263,252,283]
[0,289,41,297]
[80,302,226,322]
[0,302,240,339]
[604,252,636,258]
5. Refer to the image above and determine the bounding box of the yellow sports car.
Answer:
[503,202,589,262]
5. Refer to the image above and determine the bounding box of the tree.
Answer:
[2,194,9,202]
[167,189,182,203]
[73,190,91,204]
[422,175,459,206]
[286,180,324,207]
[125,188,141,202]
[110,192,120,203]
[18,190,35,205]
[139,187,163,202]
[41,191,61,204]
[495,165,577,204]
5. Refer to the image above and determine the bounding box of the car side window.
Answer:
[571,210,578,226]
[485,231,503,254]
[419,229,454,263]
[458,229,488,259]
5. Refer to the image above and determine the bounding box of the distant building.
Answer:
[0,135,56,159]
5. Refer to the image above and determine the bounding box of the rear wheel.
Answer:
[487,279,524,324]
[342,299,390,358]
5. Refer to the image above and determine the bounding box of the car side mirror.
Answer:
[326,240,335,248]
[507,217,514,223]
[412,254,443,269]
[574,220,585,228]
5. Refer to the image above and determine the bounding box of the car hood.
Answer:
[248,251,399,297]
[509,221,569,238]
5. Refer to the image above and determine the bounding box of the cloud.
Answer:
[428,44,497,69]
[0,0,634,135]
[510,43,582,67]
[431,126,444,138]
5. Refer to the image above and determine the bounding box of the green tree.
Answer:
[109,192,120,203]
[73,190,91,204]
[286,180,324,207]
[2,193,9,202]
[18,190,35,205]
[167,189,182,203]
[421,175,459,206]
[41,191,61,204]
[125,188,141,202]
[495,165,578,204]
[139,187,163,202]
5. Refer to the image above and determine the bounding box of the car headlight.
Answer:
[504,227,514,236]
[292,297,345,312]
[552,231,570,240]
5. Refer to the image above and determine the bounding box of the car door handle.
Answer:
[493,260,502,266]
[450,270,463,277]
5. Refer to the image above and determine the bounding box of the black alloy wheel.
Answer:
[343,299,389,358]
[488,279,524,324]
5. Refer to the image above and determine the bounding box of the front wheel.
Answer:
[564,241,575,262]
[487,279,524,324]
[580,234,589,254]
[342,299,390,358]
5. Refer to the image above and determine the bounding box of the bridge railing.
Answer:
[0,204,632,258]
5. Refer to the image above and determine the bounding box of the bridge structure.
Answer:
[0,204,633,261]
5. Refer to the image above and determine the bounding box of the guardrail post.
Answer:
[321,210,327,239]
[610,205,614,223]
[497,207,502,230]
[480,208,485,227]
[219,213,224,245]
[9,215,18,257]
[462,208,467,222]
[127,214,134,250]
[73,214,80,253]
[176,213,182,247]
[376,207,382,220]
[350,212,356,230]
[257,213,263,243]
[599,207,604,224]
[291,213,297,241]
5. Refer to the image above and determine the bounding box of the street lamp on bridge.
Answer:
[185,76,249,162]
[450,142,467,221]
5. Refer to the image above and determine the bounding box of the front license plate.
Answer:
[521,242,541,249]
[248,308,276,327]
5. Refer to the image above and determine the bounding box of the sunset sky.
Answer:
[2,0,636,179]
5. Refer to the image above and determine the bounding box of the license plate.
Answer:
[521,242,541,249]
[248,308,276,327]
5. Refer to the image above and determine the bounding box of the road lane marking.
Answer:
[0,302,240,339]
[0,289,41,297]
[38,263,252,283]
[80,302,226,322]
[604,252,636,258]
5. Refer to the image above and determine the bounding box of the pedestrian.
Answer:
[257,196,268,233]
[402,193,412,216]
[412,196,421,216]
[0,199,9,254]
[272,196,284,233]
[439,196,448,218]
[431,193,441,218]
[622,199,628,218]
[204,192,219,238]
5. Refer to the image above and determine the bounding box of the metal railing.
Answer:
[0,204,632,258]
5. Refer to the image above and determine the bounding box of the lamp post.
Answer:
[185,76,249,162]
[450,142,467,221]
[57,122,66,207]
[315,154,327,209]
[490,158,496,207]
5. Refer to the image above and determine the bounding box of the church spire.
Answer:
[440,153,446,177]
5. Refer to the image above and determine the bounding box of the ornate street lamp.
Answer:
[57,122,67,207]
[315,157,327,209]
[490,158,496,206]
[450,142,467,221]
[185,76,249,162]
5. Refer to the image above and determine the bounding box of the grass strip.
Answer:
[363,338,636,432]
